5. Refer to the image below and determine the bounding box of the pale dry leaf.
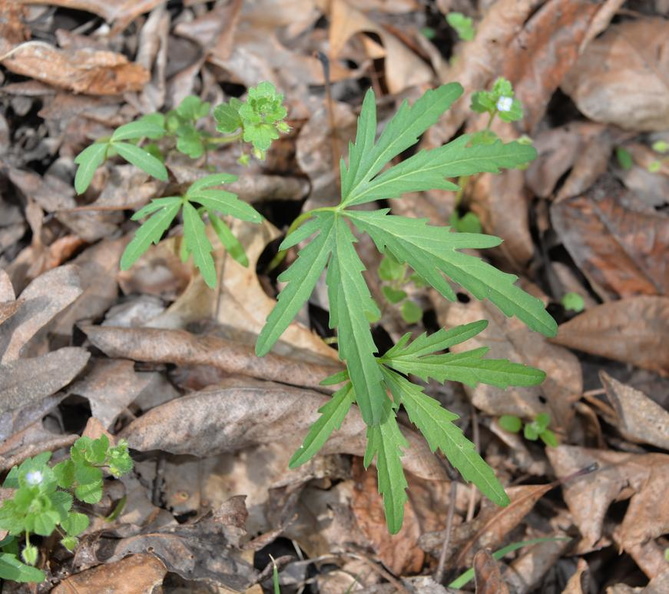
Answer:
[0,264,82,363]
[599,372,669,450]
[547,446,669,578]
[0,347,90,414]
[561,18,669,132]
[505,533,572,594]
[120,378,449,482]
[561,558,589,594]
[1,41,149,95]
[81,324,342,393]
[552,296,669,376]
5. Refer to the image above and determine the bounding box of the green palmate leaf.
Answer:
[188,173,238,194]
[384,346,546,387]
[214,100,243,134]
[327,217,390,426]
[383,369,509,506]
[348,136,536,205]
[120,198,181,270]
[347,210,557,337]
[365,415,409,534]
[342,83,463,204]
[209,213,249,266]
[113,141,169,181]
[384,321,488,359]
[111,120,166,141]
[182,201,217,288]
[61,512,89,537]
[256,212,336,357]
[188,189,262,223]
[74,142,108,194]
[289,382,355,468]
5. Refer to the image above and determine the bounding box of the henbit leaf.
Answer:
[347,210,558,337]
[383,368,509,506]
[346,136,536,206]
[365,415,410,534]
[120,200,181,270]
[188,189,262,223]
[383,320,488,360]
[341,83,463,204]
[385,347,547,388]
[74,142,108,194]
[209,213,249,267]
[188,173,238,194]
[113,142,169,181]
[110,120,166,141]
[182,201,217,288]
[256,212,336,357]
[327,217,391,426]
[289,382,355,468]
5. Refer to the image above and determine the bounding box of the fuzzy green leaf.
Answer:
[111,120,166,141]
[120,198,181,270]
[74,142,108,194]
[347,210,557,337]
[113,142,169,181]
[188,189,262,223]
[256,212,336,356]
[327,217,390,426]
[342,83,463,204]
[383,369,509,506]
[209,213,249,266]
[182,201,217,288]
[289,383,355,468]
[365,415,409,534]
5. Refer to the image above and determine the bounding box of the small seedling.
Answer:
[615,146,634,170]
[446,12,476,42]
[561,292,585,313]
[378,253,425,324]
[499,412,559,447]
[0,435,133,582]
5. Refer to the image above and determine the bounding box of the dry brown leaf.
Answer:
[501,0,601,132]
[561,18,669,132]
[561,558,589,594]
[550,177,669,299]
[473,548,509,594]
[0,265,82,363]
[599,372,669,450]
[547,446,669,578]
[438,298,581,432]
[552,296,669,376]
[81,324,341,394]
[0,347,90,414]
[1,41,149,94]
[120,378,448,483]
[52,553,167,594]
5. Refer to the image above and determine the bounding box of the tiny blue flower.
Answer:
[25,470,44,486]
[496,96,513,112]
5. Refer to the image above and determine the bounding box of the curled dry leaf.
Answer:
[0,347,90,415]
[552,296,669,376]
[474,548,510,594]
[547,446,669,578]
[52,553,167,594]
[120,379,448,482]
[550,176,669,299]
[561,18,669,132]
[0,41,149,95]
[0,264,82,363]
[599,372,669,451]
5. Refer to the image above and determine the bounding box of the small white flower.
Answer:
[25,470,43,486]
[496,96,513,112]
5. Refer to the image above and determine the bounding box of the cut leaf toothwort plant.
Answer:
[256,83,557,533]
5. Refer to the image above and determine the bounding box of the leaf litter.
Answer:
[2,0,669,591]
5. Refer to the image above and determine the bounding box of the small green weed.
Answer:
[561,292,585,313]
[0,435,133,582]
[446,12,476,42]
[499,413,559,447]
